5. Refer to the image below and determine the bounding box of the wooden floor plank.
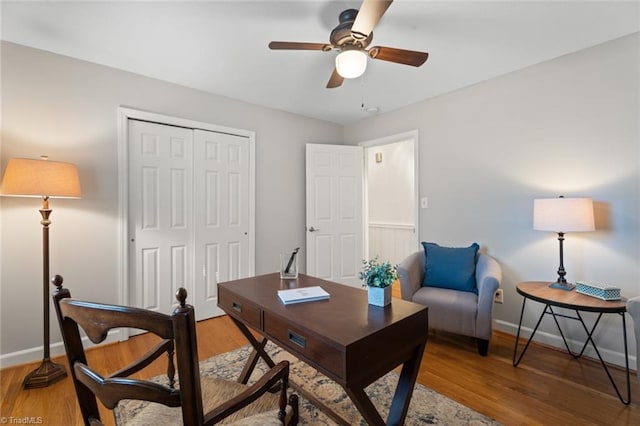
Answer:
[1,310,638,425]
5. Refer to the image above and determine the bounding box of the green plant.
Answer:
[359,257,398,288]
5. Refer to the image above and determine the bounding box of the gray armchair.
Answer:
[627,296,640,384]
[398,250,502,355]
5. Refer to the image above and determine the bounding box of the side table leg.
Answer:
[574,311,631,405]
[513,299,548,367]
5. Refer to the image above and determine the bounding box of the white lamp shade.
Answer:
[533,197,594,232]
[335,50,368,79]
[1,157,81,198]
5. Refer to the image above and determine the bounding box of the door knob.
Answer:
[308,226,320,232]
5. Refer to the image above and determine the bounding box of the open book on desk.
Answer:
[277,286,330,305]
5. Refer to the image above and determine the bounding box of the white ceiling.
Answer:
[2,1,639,124]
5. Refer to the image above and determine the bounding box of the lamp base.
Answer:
[22,358,67,389]
[549,281,575,291]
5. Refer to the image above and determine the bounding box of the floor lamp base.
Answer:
[22,359,67,389]
[549,281,575,291]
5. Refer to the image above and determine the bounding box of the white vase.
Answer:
[368,286,392,307]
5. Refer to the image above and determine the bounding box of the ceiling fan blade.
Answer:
[351,0,393,40]
[369,46,428,67]
[326,68,344,89]
[268,41,332,51]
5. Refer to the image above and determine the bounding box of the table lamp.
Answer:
[1,156,81,388]
[533,196,594,291]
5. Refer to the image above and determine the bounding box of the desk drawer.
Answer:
[263,311,344,379]
[218,286,261,329]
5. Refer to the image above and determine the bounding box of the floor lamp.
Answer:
[0,156,81,388]
[533,196,595,291]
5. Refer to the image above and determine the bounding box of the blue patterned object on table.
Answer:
[575,281,621,301]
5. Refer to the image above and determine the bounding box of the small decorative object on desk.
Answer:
[360,257,397,307]
[575,281,621,301]
[280,247,299,279]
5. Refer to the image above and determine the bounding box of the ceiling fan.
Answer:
[268,0,428,89]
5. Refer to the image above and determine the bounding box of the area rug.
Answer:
[119,343,500,425]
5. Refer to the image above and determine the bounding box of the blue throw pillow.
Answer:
[422,242,479,293]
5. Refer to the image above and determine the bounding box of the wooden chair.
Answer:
[51,275,298,426]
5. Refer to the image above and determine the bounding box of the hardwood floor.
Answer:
[1,308,638,425]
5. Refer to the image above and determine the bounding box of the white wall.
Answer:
[0,41,342,365]
[345,33,640,367]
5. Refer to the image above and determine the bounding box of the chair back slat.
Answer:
[109,339,174,380]
[59,299,174,343]
[74,362,181,410]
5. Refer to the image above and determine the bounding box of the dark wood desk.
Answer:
[513,281,630,405]
[218,273,428,425]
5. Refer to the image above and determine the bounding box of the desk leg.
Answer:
[345,387,385,426]
[345,342,426,426]
[387,341,427,425]
[228,316,275,384]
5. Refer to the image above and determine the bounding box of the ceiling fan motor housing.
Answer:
[330,9,372,49]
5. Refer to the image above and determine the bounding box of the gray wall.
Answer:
[345,33,639,366]
[0,41,342,364]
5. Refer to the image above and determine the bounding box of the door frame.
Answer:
[358,130,420,260]
[117,107,256,312]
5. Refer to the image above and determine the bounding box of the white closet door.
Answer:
[129,120,194,316]
[193,130,250,320]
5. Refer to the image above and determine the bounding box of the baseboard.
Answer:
[0,329,122,369]
[494,319,637,370]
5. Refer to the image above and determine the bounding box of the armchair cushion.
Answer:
[422,242,479,294]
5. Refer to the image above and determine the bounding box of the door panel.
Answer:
[306,144,363,287]
[129,120,194,315]
[193,130,250,319]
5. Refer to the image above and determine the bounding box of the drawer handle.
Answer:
[232,301,242,312]
[288,330,306,349]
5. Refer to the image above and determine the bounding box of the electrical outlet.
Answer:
[494,288,504,304]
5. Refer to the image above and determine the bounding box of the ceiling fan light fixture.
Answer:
[335,49,367,78]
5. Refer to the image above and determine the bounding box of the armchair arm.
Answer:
[398,251,425,301]
[475,254,502,341]
[626,297,640,384]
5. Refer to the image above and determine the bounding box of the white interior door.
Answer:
[129,120,194,317]
[128,120,251,321]
[193,130,250,319]
[305,144,364,287]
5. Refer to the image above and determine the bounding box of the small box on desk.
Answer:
[575,281,621,301]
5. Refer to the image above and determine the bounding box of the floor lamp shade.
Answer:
[533,196,595,290]
[1,156,81,388]
[1,157,81,198]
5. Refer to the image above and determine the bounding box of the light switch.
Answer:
[420,197,428,208]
